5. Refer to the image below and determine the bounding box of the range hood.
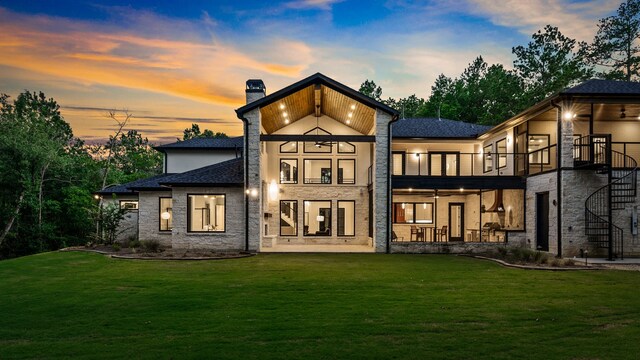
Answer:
[483,189,505,213]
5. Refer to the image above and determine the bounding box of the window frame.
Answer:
[119,200,139,210]
[279,141,298,153]
[337,141,356,154]
[496,138,507,169]
[429,152,460,176]
[159,197,172,232]
[528,134,551,165]
[483,144,493,173]
[279,158,298,184]
[279,200,298,237]
[337,200,356,236]
[392,151,405,176]
[392,202,434,224]
[337,159,356,184]
[303,200,332,236]
[186,193,227,233]
[303,158,333,184]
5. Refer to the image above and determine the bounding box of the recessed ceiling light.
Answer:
[283,112,288,117]
[279,104,285,110]
[348,112,353,117]
[350,104,356,110]
[346,120,351,124]
[285,119,289,124]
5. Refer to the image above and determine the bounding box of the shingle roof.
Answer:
[159,157,244,186]
[154,136,243,151]
[392,118,493,139]
[96,173,175,195]
[562,79,640,95]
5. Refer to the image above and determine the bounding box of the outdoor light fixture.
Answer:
[268,180,278,201]
[94,194,100,200]
[563,111,574,120]
[280,104,285,109]
[348,112,353,118]
[346,120,351,124]
[350,104,356,110]
[250,188,259,198]
[161,211,171,220]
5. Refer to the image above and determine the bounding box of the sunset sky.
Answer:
[0,0,621,144]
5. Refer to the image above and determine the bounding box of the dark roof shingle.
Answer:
[154,136,243,151]
[159,157,244,186]
[96,173,175,195]
[562,79,640,95]
[392,118,492,138]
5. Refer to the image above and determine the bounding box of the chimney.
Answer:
[246,79,266,104]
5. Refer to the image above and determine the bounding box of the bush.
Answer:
[549,258,562,267]
[112,243,121,252]
[129,239,141,248]
[141,240,160,253]
[497,247,508,257]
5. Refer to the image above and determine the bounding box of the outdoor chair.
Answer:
[435,225,448,242]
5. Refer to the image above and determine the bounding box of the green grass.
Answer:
[1,252,640,359]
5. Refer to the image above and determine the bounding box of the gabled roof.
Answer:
[392,118,492,139]
[159,157,244,187]
[235,72,399,118]
[561,79,640,96]
[96,173,175,195]
[154,136,243,151]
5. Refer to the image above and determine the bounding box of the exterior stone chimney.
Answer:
[246,79,266,104]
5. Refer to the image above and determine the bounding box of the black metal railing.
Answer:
[581,135,638,260]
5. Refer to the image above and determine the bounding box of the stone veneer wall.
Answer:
[170,186,245,250]
[524,172,558,254]
[244,107,262,252]
[265,185,371,247]
[138,191,173,247]
[374,109,393,252]
[103,195,139,243]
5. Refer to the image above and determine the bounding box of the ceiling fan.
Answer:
[305,105,334,148]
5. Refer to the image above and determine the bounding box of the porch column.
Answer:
[245,108,262,251]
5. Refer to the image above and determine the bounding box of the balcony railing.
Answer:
[392,146,557,177]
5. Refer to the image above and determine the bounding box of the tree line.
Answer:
[359,0,640,125]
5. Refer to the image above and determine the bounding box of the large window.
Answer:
[280,141,298,153]
[188,194,225,232]
[393,202,434,224]
[338,142,355,153]
[337,159,355,184]
[280,200,298,236]
[392,152,405,175]
[280,159,298,184]
[304,159,332,184]
[528,134,550,164]
[304,200,331,236]
[338,201,355,236]
[429,153,459,176]
[159,197,172,231]
[304,127,332,153]
[483,144,493,173]
[497,138,507,169]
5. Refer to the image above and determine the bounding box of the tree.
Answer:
[588,0,640,81]
[181,123,228,141]
[108,130,162,184]
[396,95,427,118]
[513,25,593,103]
[358,80,383,101]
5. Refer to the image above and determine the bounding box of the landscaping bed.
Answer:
[62,244,252,260]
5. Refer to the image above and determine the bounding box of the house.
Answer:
[97,73,640,259]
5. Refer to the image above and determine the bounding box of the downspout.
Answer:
[236,114,250,252]
[386,113,400,253]
[550,99,563,258]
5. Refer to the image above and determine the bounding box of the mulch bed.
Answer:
[60,246,254,261]
[461,255,601,271]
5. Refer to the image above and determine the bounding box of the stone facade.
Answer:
[374,109,393,252]
[103,195,138,243]
[170,186,245,251]
[138,191,173,247]
[524,172,558,254]
[244,107,262,252]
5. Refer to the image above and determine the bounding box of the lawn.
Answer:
[1,252,639,359]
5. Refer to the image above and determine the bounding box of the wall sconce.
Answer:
[247,188,259,198]
[268,180,278,201]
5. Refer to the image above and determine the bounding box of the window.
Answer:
[429,153,459,176]
[304,200,331,236]
[392,152,404,175]
[280,141,298,153]
[483,144,493,173]
[280,200,298,236]
[337,159,355,184]
[119,200,138,210]
[338,142,355,153]
[304,127,332,153]
[279,159,298,184]
[528,134,550,164]
[304,159,332,184]
[393,202,433,224]
[159,197,172,231]
[188,194,225,232]
[338,201,355,236]
[497,138,507,169]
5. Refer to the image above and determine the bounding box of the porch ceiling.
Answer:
[529,103,640,122]
[260,84,376,134]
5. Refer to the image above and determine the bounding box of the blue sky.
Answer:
[0,0,621,142]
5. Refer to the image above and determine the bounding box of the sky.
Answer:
[0,0,622,144]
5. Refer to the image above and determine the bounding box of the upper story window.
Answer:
[483,144,493,173]
[304,127,332,153]
[528,134,550,164]
[280,159,298,184]
[304,159,332,184]
[496,138,507,169]
[280,141,298,153]
[392,152,405,175]
[337,159,355,184]
[338,142,356,154]
[430,153,458,176]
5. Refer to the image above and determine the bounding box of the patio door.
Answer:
[449,203,464,241]
[536,192,549,251]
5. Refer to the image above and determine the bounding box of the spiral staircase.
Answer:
[574,135,638,260]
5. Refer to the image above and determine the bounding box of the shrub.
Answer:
[129,239,141,248]
[549,258,562,267]
[563,259,575,266]
[497,247,508,258]
[112,243,121,252]
[141,240,160,253]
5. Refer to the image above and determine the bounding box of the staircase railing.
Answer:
[580,135,638,260]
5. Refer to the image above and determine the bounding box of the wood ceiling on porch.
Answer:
[260,85,376,134]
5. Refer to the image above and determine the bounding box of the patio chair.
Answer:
[435,225,448,242]
[392,231,403,242]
